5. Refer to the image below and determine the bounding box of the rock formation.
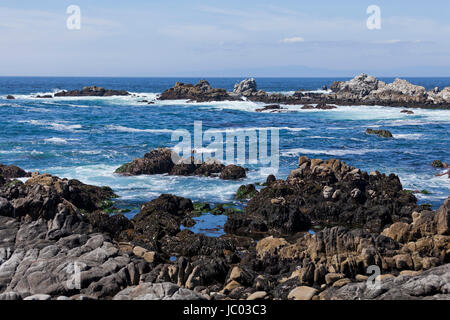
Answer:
[54,86,129,97]
[115,148,246,180]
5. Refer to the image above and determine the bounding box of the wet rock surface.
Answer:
[0,159,448,300]
[0,164,31,180]
[115,148,246,180]
[227,156,418,235]
[366,128,394,138]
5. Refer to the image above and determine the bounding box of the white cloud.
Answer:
[280,36,305,43]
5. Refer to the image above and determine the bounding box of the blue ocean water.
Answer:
[1,77,449,233]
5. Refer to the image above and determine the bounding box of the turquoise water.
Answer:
[1,77,449,227]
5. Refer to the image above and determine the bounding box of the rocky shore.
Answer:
[157,74,450,109]
[0,158,448,300]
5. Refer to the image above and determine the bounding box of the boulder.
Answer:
[0,164,30,179]
[287,286,318,300]
[235,184,257,200]
[234,78,258,96]
[113,282,205,300]
[366,128,393,138]
[220,165,246,180]
[116,148,246,180]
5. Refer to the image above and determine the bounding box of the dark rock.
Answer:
[115,148,175,175]
[116,148,246,180]
[266,174,276,185]
[366,128,393,138]
[315,103,337,110]
[431,160,444,168]
[227,156,418,235]
[235,184,258,200]
[86,212,134,240]
[0,164,31,179]
[130,194,193,242]
[220,165,246,180]
[159,81,239,102]
[321,263,450,300]
[54,86,129,97]
[255,105,285,112]
[6,95,15,100]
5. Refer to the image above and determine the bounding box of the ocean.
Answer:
[1,77,449,235]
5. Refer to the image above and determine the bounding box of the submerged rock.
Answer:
[431,160,445,168]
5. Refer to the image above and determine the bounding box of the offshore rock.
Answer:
[115,148,246,180]
[54,86,129,97]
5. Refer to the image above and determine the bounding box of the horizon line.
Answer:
[1,75,450,79]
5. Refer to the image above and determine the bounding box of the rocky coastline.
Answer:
[0,158,448,300]
[158,74,450,109]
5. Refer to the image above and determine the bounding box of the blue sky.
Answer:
[0,0,449,76]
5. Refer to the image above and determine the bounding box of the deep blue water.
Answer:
[1,77,449,235]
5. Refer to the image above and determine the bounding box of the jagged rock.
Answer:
[368,78,427,103]
[256,236,289,259]
[366,128,393,138]
[330,73,386,97]
[234,78,258,96]
[321,263,450,300]
[115,148,246,180]
[130,194,194,242]
[432,160,445,168]
[115,148,176,175]
[159,80,239,102]
[235,184,257,200]
[54,86,129,97]
[220,165,246,180]
[435,197,450,235]
[0,164,31,179]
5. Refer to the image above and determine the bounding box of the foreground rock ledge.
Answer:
[0,163,448,300]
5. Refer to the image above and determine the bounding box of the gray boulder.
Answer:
[234,78,258,96]
[113,282,205,300]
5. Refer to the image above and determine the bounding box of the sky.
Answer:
[0,0,449,77]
